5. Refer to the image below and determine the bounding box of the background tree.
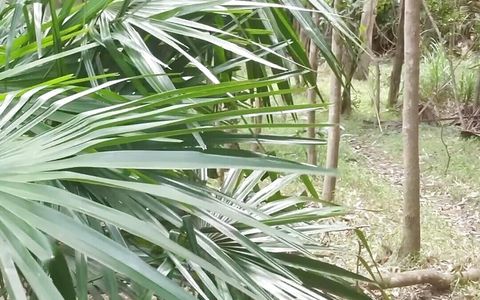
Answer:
[355,0,378,80]
[398,0,421,259]
[307,14,320,165]
[387,0,405,108]
[323,0,343,202]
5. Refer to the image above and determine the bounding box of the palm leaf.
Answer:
[0,1,372,299]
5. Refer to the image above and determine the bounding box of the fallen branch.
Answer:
[420,114,480,123]
[368,268,480,290]
[460,130,480,138]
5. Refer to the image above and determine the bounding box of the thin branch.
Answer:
[440,123,451,175]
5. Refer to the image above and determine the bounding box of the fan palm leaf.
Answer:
[0,77,370,299]
[0,0,371,299]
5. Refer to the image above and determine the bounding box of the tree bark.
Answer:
[341,47,353,116]
[373,60,381,121]
[355,0,378,80]
[398,0,421,259]
[298,27,309,87]
[293,19,303,87]
[387,0,405,108]
[251,98,262,152]
[307,24,319,165]
[322,0,342,201]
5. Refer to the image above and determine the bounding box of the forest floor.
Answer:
[335,117,480,300]
[268,63,480,299]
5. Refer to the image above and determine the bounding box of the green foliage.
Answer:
[0,1,370,299]
[376,0,395,30]
[420,43,451,102]
[420,43,477,103]
[376,0,394,16]
[425,0,463,29]
[458,66,476,103]
[424,0,479,42]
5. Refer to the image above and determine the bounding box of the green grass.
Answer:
[354,122,480,203]
[339,117,480,298]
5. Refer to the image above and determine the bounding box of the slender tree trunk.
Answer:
[299,27,309,86]
[341,47,354,116]
[307,14,319,165]
[387,0,405,108]
[293,19,303,87]
[251,98,262,152]
[322,0,342,201]
[374,60,381,118]
[398,0,421,259]
[355,0,378,80]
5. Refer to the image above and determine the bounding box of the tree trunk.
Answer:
[293,19,303,87]
[251,98,262,152]
[299,27,309,86]
[387,0,405,108]
[398,0,421,259]
[355,0,378,80]
[307,14,319,165]
[374,60,381,118]
[322,0,342,201]
[341,47,354,116]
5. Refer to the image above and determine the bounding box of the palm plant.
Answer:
[0,0,370,299]
[1,0,352,92]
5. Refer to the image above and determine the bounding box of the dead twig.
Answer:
[440,123,451,175]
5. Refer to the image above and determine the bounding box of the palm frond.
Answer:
[0,1,371,299]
